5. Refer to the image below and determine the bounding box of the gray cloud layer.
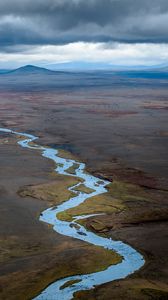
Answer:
[0,0,168,52]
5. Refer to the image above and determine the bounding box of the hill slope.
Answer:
[6,65,56,75]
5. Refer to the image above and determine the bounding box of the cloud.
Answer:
[1,42,168,68]
[0,0,168,51]
[0,1,168,67]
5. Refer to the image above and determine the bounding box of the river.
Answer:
[0,128,145,300]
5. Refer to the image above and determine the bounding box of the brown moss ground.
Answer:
[15,158,123,299]
[74,278,168,300]
[58,149,80,162]
[0,134,26,145]
[0,242,121,300]
[56,178,168,300]
[63,180,168,300]
[0,139,122,300]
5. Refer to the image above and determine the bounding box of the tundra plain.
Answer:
[0,69,168,299]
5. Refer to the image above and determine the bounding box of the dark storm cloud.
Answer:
[0,0,168,52]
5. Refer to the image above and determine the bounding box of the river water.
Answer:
[0,128,145,300]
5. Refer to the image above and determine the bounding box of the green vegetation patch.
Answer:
[57,179,168,223]
[66,163,79,175]
[60,279,81,290]
[18,174,81,206]
[57,181,125,222]
[107,180,150,203]
[74,184,95,194]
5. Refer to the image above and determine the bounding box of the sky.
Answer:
[0,0,168,69]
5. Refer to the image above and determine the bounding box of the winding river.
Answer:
[0,128,145,300]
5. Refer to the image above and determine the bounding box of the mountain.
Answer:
[5,65,56,75]
[47,61,168,72]
[47,61,114,71]
[0,69,10,74]
[151,66,168,72]
[47,61,143,71]
[2,63,168,74]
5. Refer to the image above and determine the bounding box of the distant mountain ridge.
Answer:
[152,66,168,72]
[1,64,168,75]
[47,62,168,72]
[5,65,56,75]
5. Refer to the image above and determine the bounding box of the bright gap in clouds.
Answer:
[1,42,168,69]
